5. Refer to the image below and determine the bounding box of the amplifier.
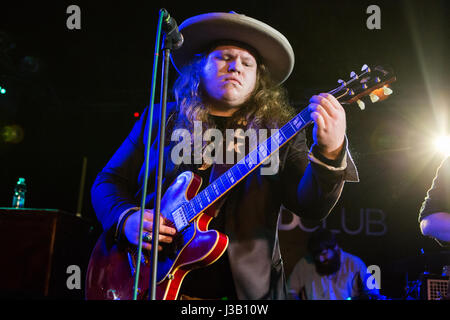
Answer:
[419,273,450,300]
[0,208,97,299]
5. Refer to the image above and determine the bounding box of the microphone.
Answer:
[161,9,184,49]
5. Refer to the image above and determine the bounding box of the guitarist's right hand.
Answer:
[123,209,177,251]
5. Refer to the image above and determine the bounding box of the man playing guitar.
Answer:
[89,11,358,300]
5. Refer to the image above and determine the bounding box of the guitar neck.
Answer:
[173,106,315,231]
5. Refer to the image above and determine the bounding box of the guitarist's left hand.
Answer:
[308,93,346,160]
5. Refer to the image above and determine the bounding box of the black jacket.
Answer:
[91,102,359,299]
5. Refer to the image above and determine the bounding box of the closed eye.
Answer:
[218,54,233,61]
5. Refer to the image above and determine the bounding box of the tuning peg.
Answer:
[356,99,365,110]
[338,79,346,86]
[383,85,393,95]
[369,93,380,103]
[350,71,357,78]
[361,64,370,72]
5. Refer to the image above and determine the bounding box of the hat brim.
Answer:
[170,12,295,85]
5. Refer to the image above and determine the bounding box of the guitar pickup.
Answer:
[172,207,189,231]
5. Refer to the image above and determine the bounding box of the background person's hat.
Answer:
[170,12,295,85]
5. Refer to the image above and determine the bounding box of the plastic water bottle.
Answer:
[12,177,27,208]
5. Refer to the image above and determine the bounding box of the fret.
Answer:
[190,197,196,213]
[248,150,259,165]
[181,203,190,221]
[193,196,202,212]
[184,202,195,220]
[236,161,248,176]
[211,181,221,197]
[200,189,209,204]
[219,175,231,191]
[202,192,210,209]
[299,109,311,123]
[257,142,269,160]
[226,171,236,184]
[291,114,304,129]
[281,122,296,138]
[272,131,285,145]
[204,186,214,203]
[231,165,242,180]
[199,192,208,209]
[204,190,211,204]
[199,194,206,210]
[216,176,226,193]
[243,154,254,169]
[267,135,279,152]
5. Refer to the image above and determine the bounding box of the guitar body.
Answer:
[85,171,229,300]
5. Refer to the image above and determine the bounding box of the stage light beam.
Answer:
[433,135,450,157]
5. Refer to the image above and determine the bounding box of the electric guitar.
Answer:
[85,65,396,300]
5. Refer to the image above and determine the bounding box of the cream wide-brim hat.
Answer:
[170,12,295,85]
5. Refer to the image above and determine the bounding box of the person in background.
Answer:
[419,157,450,245]
[288,227,380,300]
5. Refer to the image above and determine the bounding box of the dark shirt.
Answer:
[179,114,237,299]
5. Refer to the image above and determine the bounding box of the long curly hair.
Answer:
[172,52,295,133]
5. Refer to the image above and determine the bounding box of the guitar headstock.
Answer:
[330,65,396,110]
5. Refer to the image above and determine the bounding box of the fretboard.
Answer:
[172,107,313,231]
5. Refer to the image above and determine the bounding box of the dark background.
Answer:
[0,0,449,299]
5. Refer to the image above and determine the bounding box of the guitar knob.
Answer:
[338,79,345,85]
[361,64,370,72]
[356,99,365,110]
[383,86,393,95]
[369,93,380,103]
[350,71,357,78]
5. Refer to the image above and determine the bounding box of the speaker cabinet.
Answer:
[0,208,97,299]
[419,273,450,300]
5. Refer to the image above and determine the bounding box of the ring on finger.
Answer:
[143,232,152,242]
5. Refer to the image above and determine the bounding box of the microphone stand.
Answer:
[133,10,164,301]
[149,10,180,300]
[133,8,181,300]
